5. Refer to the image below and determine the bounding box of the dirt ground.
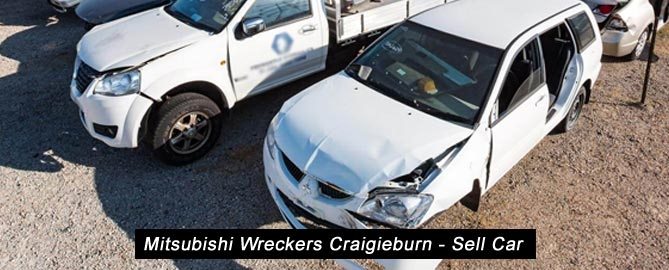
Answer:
[1,1,668,269]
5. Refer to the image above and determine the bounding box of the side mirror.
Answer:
[242,17,266,37]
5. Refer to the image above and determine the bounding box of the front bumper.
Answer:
[48,0,79,12]
[601,29,641,57]
[263,140,442,270]
[70,61,153,148]
[263,139,369,230]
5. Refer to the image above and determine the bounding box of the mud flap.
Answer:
[460,181,481,212]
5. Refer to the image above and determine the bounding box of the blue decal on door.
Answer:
[272,33,294,55]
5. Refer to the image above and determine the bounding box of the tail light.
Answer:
[596,5,616,15]
[607,14,629,31]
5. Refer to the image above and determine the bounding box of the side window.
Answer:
[567,12,596,51]
[245,0,312,29]
[497,39,545,116]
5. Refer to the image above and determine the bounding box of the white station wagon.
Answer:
[264,0,602,238]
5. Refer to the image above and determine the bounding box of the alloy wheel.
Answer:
[634,30,649,59]
[168,112,212,155]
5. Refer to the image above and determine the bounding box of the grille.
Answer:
[278,190,344,229]
[281,151,305,182]
[75,61,103,93]
[318,182,352,199]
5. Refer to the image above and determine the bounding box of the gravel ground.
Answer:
[1,1,668,269]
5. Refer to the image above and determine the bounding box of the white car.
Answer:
[585,0,667,59]
[70,0,448,165]
[265,0,601,239]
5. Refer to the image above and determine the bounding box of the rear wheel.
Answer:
[148,93,222,166]
[554,86,587,134]
[628,28,649,60]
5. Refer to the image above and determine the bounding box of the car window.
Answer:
[346,22,503,125]
[244,0,311,29]
[567,12,596,51]
[497,39,545,116]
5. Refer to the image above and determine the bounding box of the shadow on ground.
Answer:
[0,0,359,268]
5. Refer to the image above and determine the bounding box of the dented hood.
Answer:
[77,8,209,71]
[275,73,473,195]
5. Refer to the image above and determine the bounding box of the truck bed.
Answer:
[325,0,451,44]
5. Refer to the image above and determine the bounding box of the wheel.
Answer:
[627,28,649,60]
[554,86,587,134]
[148,93,222,165]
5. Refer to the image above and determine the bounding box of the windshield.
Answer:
[166,0,245,32]
[346,22,503,125]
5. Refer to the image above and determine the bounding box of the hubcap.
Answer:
[168,112,211,155]
[635,31,648,58]
[568,93,585,127]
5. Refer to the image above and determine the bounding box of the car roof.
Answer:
[410,0,583,49]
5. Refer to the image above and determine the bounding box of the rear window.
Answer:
[567,12,596,51]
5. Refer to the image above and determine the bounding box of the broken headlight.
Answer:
[358,192,433,229]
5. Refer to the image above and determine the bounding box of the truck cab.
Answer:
[71,0,447,165]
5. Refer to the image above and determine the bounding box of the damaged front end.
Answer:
[351,140,467,229]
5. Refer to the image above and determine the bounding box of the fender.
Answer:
[140,67,237,109]
[122,94,155,148]
[137,31,237,108]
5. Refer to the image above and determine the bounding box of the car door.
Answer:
[488,38,550,186]
[228,0,327,100]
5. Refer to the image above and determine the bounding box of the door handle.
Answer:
[535,95,546,107]
[300,25,317,34]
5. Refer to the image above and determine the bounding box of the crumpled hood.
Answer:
[275,73,473,195]
[78,8,209,71]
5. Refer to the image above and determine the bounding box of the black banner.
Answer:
[135,229,535,259]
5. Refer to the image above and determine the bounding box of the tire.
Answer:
[554,86,587,134]
[147,93,222,166]
[627,28,649,61]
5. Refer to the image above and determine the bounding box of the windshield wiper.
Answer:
[344,64,360,79]
[411,99,470,124]
[345,63,373,80]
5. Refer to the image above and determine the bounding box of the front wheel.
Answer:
[554,86,587,134]
[148,93,222,166]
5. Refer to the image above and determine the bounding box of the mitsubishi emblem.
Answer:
[300,176,320,198]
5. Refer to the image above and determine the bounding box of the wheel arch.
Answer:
[582,79,592,104]
[161,81,230,110]
[139,81,230,144]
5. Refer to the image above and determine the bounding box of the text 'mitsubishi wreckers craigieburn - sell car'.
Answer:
[264,0,602,266]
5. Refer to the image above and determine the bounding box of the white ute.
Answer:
[264,0,601,267]
[70,0,450,165]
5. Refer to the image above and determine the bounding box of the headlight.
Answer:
[94,70,141,96]
[359,193,433,228]
[266,122,277,160]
